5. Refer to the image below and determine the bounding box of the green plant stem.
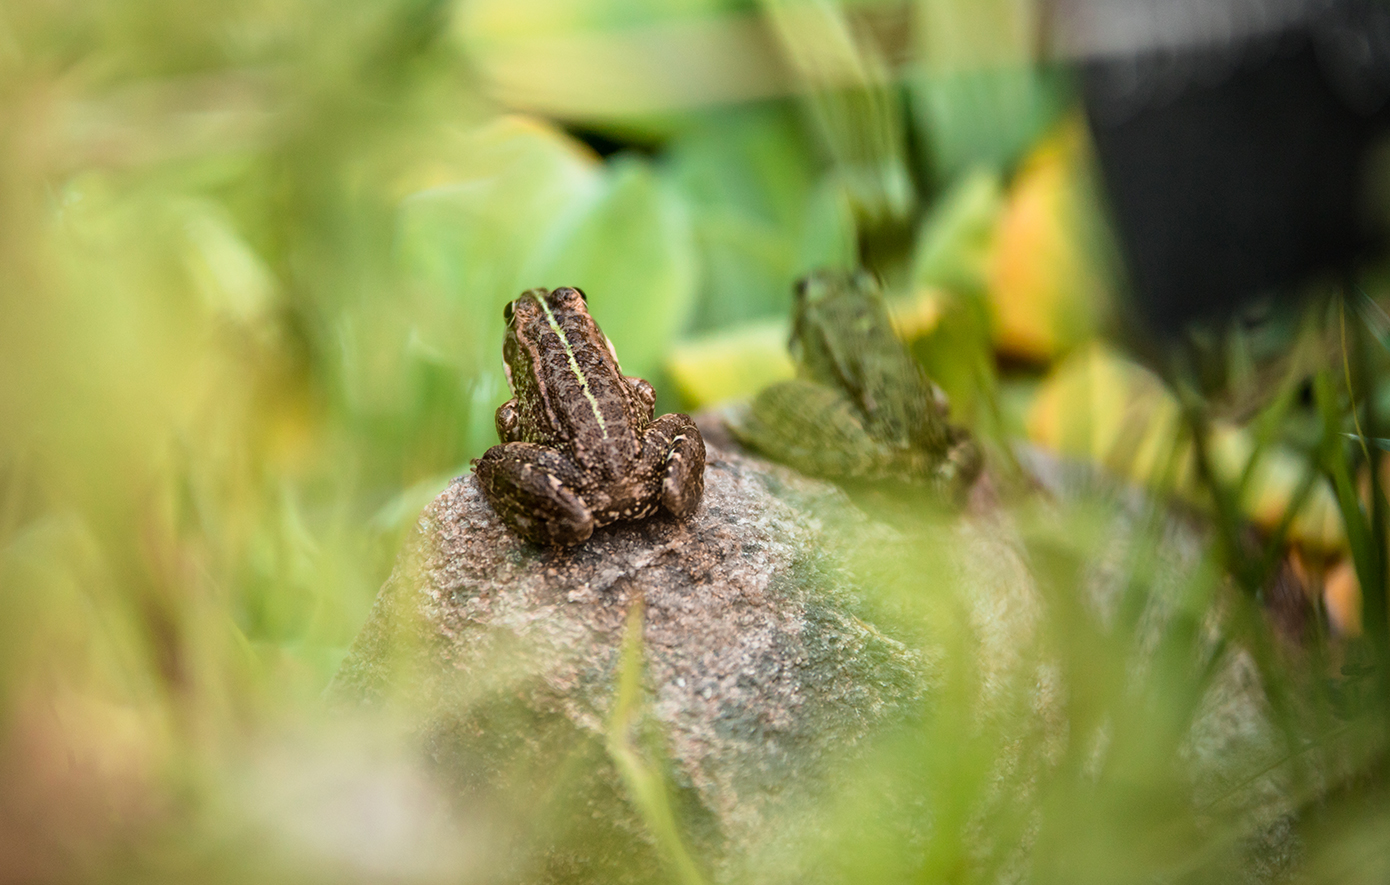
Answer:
[605,601,707,885]
[1314,364,1390,688]
[1175,375,1260,595]
[1349,294,1390,703]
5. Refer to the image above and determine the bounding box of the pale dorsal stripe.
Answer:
[536,296,609,439]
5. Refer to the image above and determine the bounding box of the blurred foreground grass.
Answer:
[2,0,1390,882]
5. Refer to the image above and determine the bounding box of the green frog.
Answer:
[729,269,981,495]
[473,286,706,546]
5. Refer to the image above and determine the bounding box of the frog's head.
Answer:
[793,268,878,311]
[503,286,588,332]
[789,268,884,355]
[792,269,884,338]
[501,287,605,392]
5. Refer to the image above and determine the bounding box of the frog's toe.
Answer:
[658,419,706,519]
[516,505,594,546]
[504,487,594,546]
[940,434,983,488]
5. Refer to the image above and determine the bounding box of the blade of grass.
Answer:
[1342,434,1390,453]
[1354,286,1390,354]
[1351,289,1390,703]
[1175,372,1260,594]
[1314,367,1388,675]
[1342,297,1374,469]
[1172,346,1312,775]
[1233,305,1321,505]
[605,600,707,885]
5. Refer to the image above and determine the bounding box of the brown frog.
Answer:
[473,287,706,546]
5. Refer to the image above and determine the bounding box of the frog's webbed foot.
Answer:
[730,379,884,478]
[472,443,594,546]
[641,413,706,519]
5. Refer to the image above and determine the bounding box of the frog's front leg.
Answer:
[472,442,594,546]
[937,427,983,497]
[730,378,887,479]
[625,376,656,422]
[639,413,706,519]
[494,398,522,443]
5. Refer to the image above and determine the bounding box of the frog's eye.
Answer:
[574,287,588,303]
[502,302,515,324]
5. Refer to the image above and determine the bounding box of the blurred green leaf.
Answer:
[910,166,1003,296]
[910,66,1071,180]
[666,318,794,407]
[393,118,604,381]
[1345,433,1390,453]
[910,0,1070,180]
[461,0,755,41]
[665,104,855,331]
[525,156,698,380]
[761,0,915,235]
[396,119,695,385]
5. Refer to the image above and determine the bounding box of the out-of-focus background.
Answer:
[4,0,1390,881]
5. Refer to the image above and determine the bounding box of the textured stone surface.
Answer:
[328,440,935,881]
[331,433,1299,883]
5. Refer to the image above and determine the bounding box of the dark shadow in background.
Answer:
[1079,0,1390,336]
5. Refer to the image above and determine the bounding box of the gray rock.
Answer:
[330,435,1301,883]
[328,441,935,882]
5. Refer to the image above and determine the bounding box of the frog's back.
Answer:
[535,289,642,471]
[798,274,945,452]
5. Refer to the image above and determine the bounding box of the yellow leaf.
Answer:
[986,118,1107,362]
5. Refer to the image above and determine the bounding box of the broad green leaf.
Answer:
[667,105,817,229]
[392,118,679,466]
[392,118,696,447]
[392,116,603,383]
[910,0,1070,179]
[911,166,1003,296]
[910,66,1070,180]
[796,178,858,275]
[666,319,794,407]
[665,104,855,330]
[523,156,698,381]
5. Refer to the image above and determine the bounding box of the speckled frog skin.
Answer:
[729,269,981,495]
[472,287,705,546]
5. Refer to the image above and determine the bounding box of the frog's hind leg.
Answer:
[730,379,881,478]
[472,442,594,546]
[641,413,706,519]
